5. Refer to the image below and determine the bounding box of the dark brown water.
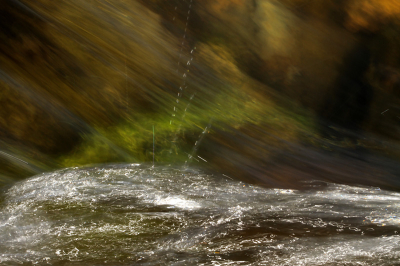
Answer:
[1,164,399,265]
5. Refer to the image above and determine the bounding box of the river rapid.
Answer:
[1,164,399,265]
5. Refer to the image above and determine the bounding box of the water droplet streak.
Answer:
[170,0,197,156]
[172,1,195,121]
[185,119,212,167]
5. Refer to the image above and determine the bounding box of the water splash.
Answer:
[1,164,400,265]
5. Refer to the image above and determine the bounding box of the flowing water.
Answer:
[1,164,399,265]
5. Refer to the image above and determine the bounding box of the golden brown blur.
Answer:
[1,0,400,189]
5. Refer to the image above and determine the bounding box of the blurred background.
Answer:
[1,0,400,190]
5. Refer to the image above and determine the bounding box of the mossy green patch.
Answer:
[59,77,317,168]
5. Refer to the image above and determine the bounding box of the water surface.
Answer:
[1,164,399,265]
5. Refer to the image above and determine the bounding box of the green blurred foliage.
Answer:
[0,0,399,186]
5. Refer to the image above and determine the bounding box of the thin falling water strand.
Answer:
[170,0,196,156]
[184,119,212,167]
[171,0,194,125]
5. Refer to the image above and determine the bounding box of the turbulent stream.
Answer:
[1,164,399,265]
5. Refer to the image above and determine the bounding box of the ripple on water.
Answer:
[0,164,399,265]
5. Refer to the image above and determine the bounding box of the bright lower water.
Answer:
[1,164,400,265]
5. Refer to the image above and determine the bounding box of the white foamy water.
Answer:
[0,164,399,265]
